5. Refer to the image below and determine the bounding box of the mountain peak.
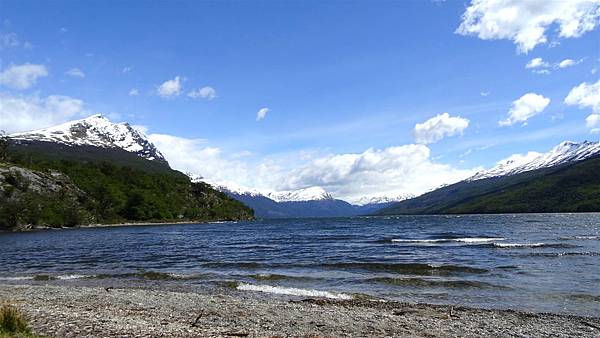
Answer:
[9,115,167,164]
[353,193,415,206]
[267,186,333,202]
[468,140,600,181]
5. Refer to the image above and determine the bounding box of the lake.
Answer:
[1,214,599,316]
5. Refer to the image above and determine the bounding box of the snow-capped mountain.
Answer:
[353,193,415,206]
[468,141,600,181]
[9,115,166,163]
[267,186,333,202]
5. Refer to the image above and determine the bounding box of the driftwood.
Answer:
[191,311,204,328]
[222,332,250,337]
[581,321,600,330]
[104,287,114,292]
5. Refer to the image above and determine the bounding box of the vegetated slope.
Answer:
[376,156,600,215]
[0,142,253,230]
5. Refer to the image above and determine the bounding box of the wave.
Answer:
[203,261,488,276]
[0,274,92,281]
[0,276,34,281]
[246,273,315,282]
[493,243,578,249]
[56,274,90,280]
[369,277,506,289]
[320,262,488,275]
[559,235,600,240]
[236,283,352,300]
[202,262,264,269]
[567,294,600,302]
[526,251,600,257]
[387,237,505,244]
[92,271,201,280]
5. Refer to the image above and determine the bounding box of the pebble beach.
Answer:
[1,284,599,337]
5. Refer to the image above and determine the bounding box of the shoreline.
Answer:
[1,284,598,337]
[2,219,243,233]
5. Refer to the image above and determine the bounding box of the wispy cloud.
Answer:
[188,86,217,100]
[0,93,86,133]
[65,68,85,78]
[256,107,269,121]
[0,64,48,89]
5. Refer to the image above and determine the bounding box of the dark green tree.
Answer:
[0,130,8,162]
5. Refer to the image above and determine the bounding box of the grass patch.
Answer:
[0,304,40,337]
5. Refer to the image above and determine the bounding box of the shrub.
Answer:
[0,305,29,334]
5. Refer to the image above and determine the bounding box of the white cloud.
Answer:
[565,79,600,132]
[131,124,149,135]
[157,76,182,98]
[0,93,85,133]
[480,91,490,97]
[565,79,600,112]
[188,86,217,100]
[256,107,269,121]
[128,88,139,96]
[556,58,583,69]
[456,0,600,53]
[282,145,478,202]
[0,64,48,89]
[0,32,19,49]
[150,133,479,203]
[148,134,261,189]
[525,57,548,69]
[532,69,550,75]
[122,67,132,74]
[65,68,85,78]
[413,113,470,144]
[499,93,550,126]
[585,114,600,133]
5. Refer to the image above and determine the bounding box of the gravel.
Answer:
[1,284,599,337]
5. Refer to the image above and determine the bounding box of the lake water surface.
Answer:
[1,214,599,316]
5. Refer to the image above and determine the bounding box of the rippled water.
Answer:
[1,214,599,316]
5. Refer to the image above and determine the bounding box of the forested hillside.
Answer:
[0,137,253,230]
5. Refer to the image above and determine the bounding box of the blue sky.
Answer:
[1,0,599,201]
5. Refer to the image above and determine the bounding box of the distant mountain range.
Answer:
[377,140,600,215]
[6,115,600,219]
[467,141,600,181]
[6,115,412,218]
[202,182,411,218]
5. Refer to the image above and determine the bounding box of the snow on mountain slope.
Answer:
[353,193,415,206]
[468,141,600,181]
[9,114,166,163]
[267,186,333,202]
[193,177,267,197]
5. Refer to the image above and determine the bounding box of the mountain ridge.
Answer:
[376,140,600,215]
[468,140,600,181]
[9,115,167,164]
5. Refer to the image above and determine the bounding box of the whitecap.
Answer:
[493,242,546,248]
[391,237,505,244]
[0,276,34,281]
[237,283,352,300]
[57,274,91,280]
